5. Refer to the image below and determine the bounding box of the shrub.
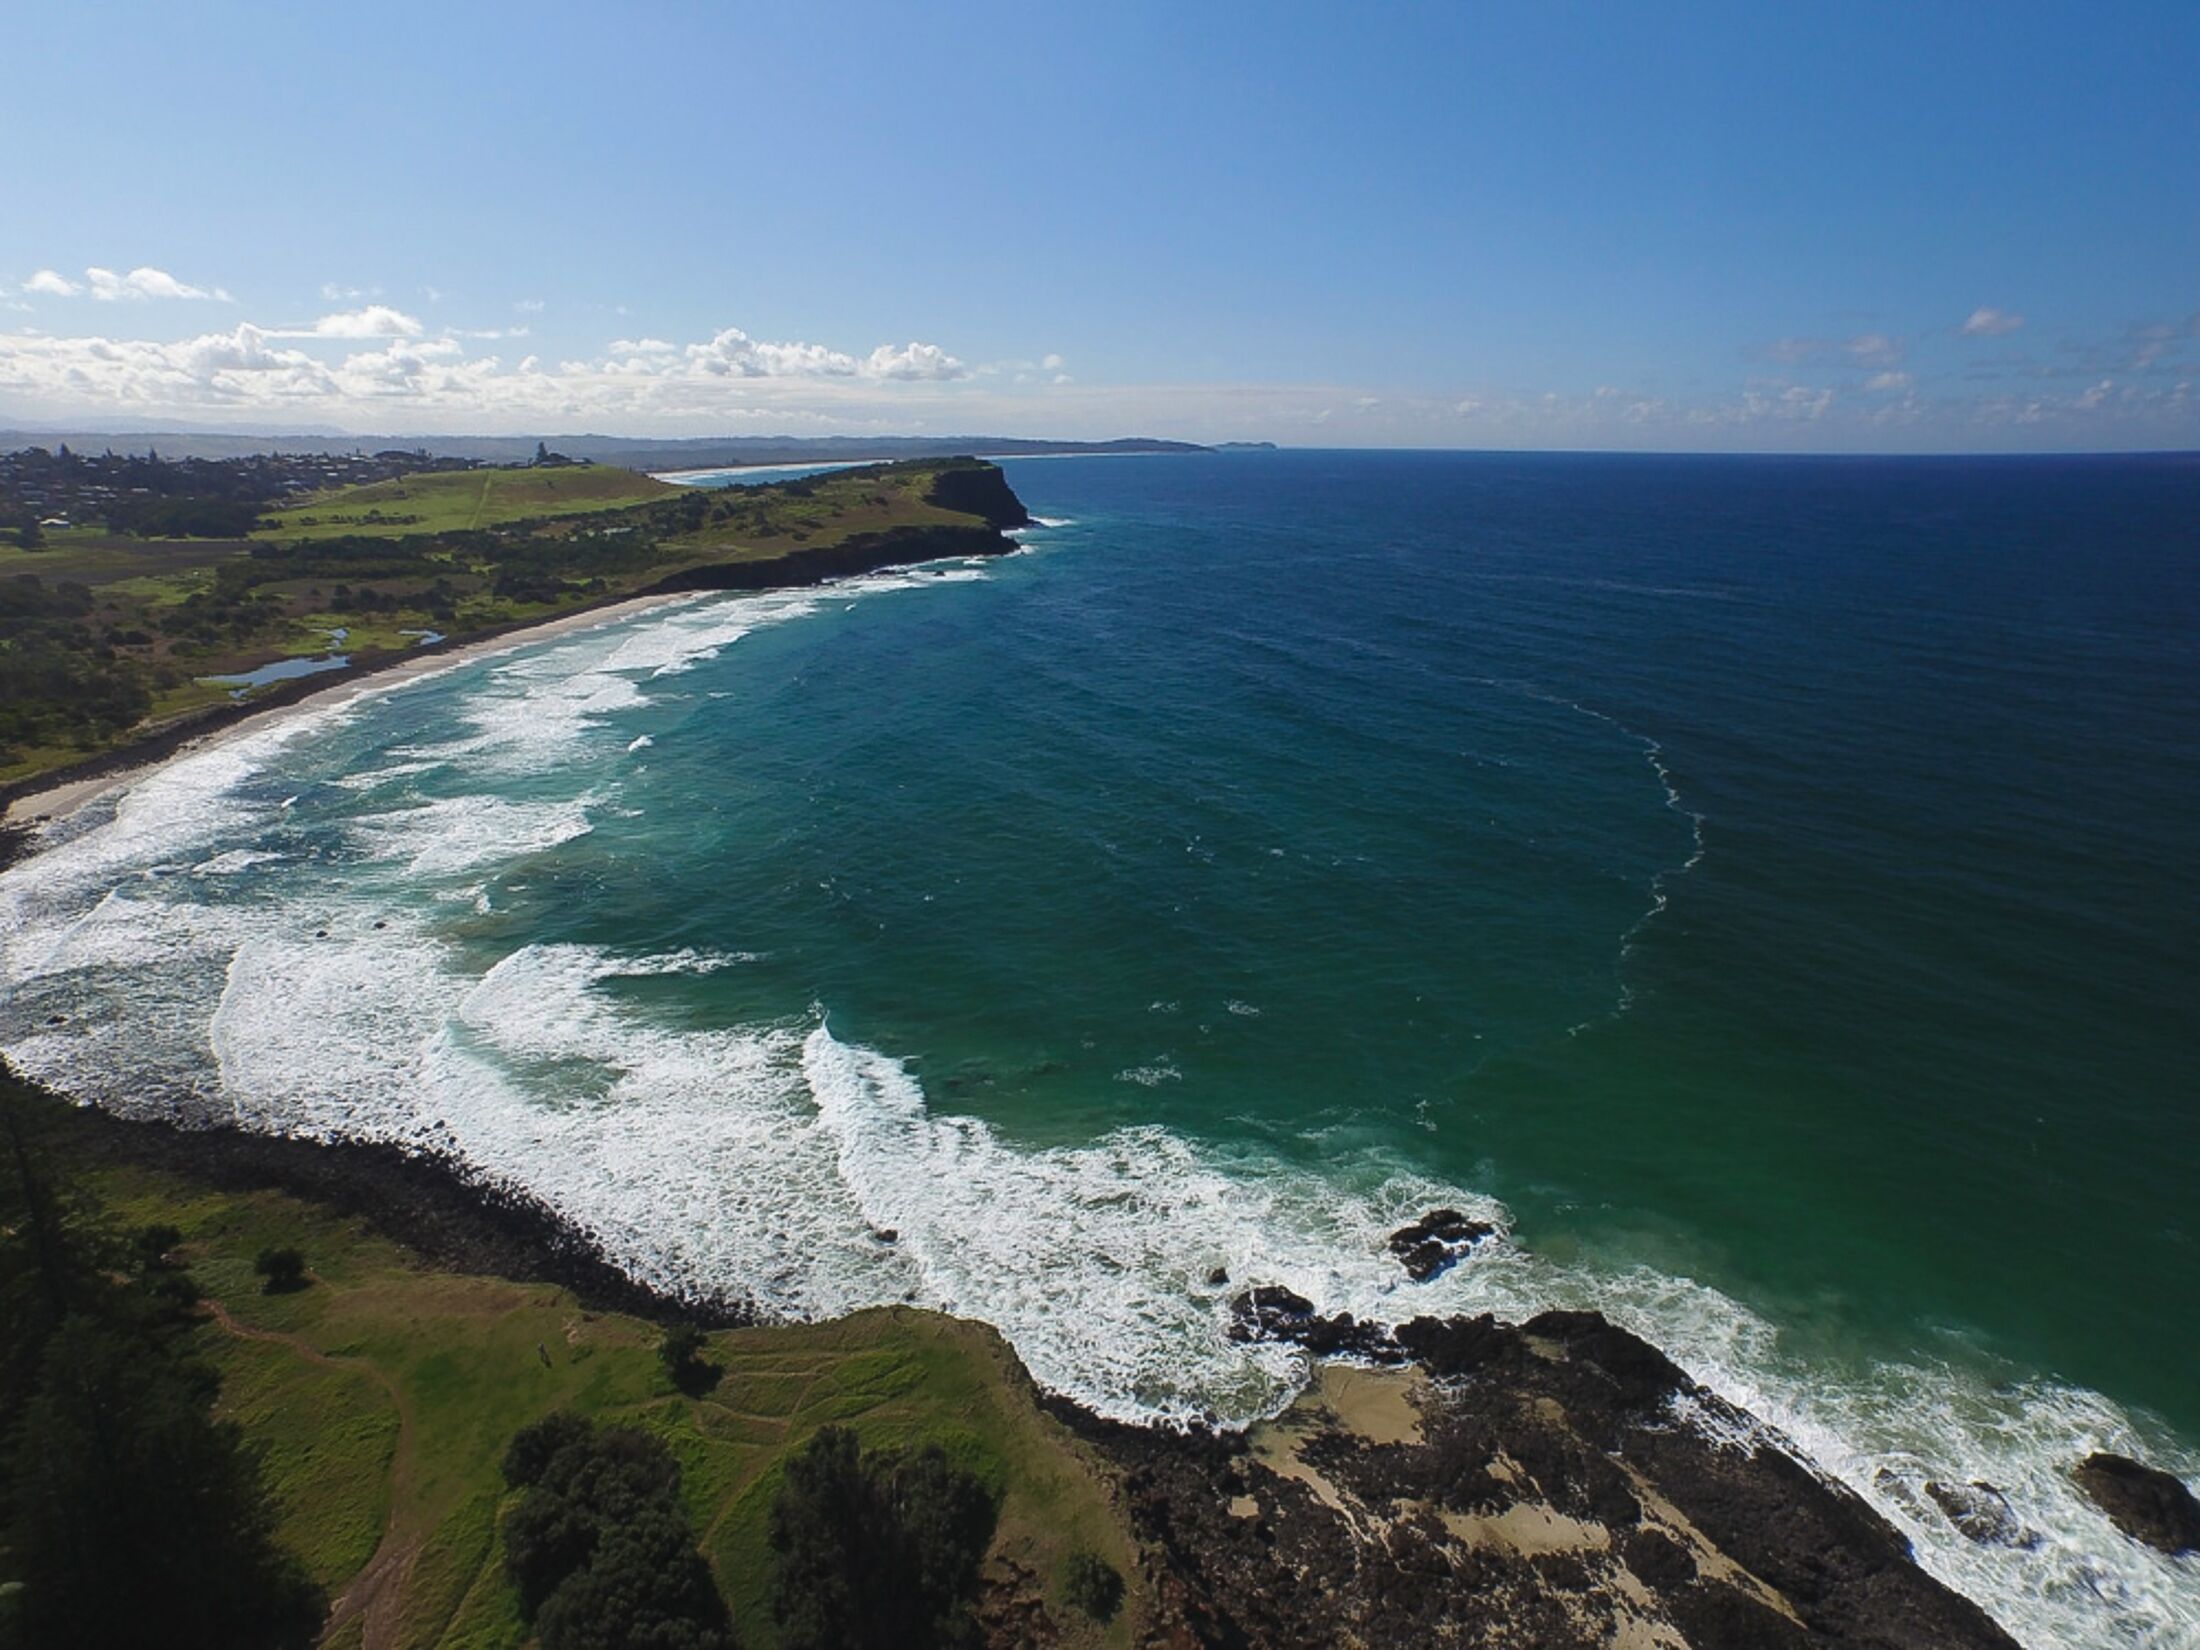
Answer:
[252,1247,307,1294]
[1062,1548,1125,1623]
[130,1222,184,1270]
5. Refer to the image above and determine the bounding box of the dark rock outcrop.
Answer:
[1061,1308,2024,1650]
[1226,1286,1401,1362]
[2075,1452,2200,1554]
[1926,1479,2038,1549]
[1387,1207,1496,1281]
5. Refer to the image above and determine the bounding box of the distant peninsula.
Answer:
[0,446,1034,813]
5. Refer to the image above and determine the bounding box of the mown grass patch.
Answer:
[71,1149,1140,1648]
[210,1337,396,1587]
[258,465,679,541]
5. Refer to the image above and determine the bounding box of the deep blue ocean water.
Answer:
[3,450,2195,1643]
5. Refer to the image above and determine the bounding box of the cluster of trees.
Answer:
[494,1415,1002,1650]
[768,1427,998,1650]
[499,1412,733,1650]
[0,576,155,764]
[0,1065,325,1650]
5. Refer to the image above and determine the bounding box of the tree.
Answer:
[660,1323,718,1395]
[11,1316,325,1650]
[769,1426,997,1650]
[503,1409,594,1488]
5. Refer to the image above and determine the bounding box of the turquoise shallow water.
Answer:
[2,451,2195,1643]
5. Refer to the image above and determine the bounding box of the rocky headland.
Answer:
[19,1082,2200,1647]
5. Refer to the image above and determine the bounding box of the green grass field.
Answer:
[256,465,681,540]
[80,1152,1142,1649]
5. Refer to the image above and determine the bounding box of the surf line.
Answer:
[1479,678,1708,1032]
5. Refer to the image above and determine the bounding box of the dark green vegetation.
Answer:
[500,1413,732,1649]
[768,1427,996,1650]
[254,1245,309,1294]
[0,1071,325,1650]
[0,451,1024,786]
[1061,1550,1126,1625]
[0,1068,1141,1648]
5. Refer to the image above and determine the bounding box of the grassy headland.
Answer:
[9,1081,1138,1649]
[254,465,681,541]
[0,455,1027,794]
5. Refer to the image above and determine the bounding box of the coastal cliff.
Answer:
[643,520,1020,595]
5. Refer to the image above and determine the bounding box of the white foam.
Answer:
[348,795,595,878]
[1115,1060,1183,1087]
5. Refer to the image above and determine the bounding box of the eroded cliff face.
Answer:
[643,522,1018,594]
[1066,1309,2024,1650]
[922,459,1034,529]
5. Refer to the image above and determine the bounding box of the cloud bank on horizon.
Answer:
[2,3,2195,451]
[3,269,2189,450]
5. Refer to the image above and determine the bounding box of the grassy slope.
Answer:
[84,1152,1140,1649]
[256,465,680,540]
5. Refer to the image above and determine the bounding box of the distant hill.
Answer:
[0,429,1213,468]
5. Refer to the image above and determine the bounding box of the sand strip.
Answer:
[2,592,699,832]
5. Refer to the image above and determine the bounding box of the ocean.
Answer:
[2,449,2194,1645]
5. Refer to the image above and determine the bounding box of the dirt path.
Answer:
[694,1362,834,1551]
[201,1298,422,1650]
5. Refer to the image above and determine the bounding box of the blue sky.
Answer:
[3,1,2195,450]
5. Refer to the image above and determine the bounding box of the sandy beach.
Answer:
[1,591,698,833]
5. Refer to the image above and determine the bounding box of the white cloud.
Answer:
[686,327,858,377]
[84,265,232,302]
[321,282,380,301]
[1962,307,2025,336]
[0,313,971,429]
[1760,332,1904,368]
[515,298,545,314]
[1040,352,1065,371]
[2075,377,2114,409]
[23,269,79,297]
[309,304,424,339]
[1843,333,1903,366]
[863,340,967,381]
[1864,370,1912,392]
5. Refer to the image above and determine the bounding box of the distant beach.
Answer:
[2,592,696,833]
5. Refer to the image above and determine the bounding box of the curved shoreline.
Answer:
[0,516,1028,849]
[0,591,697,841]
